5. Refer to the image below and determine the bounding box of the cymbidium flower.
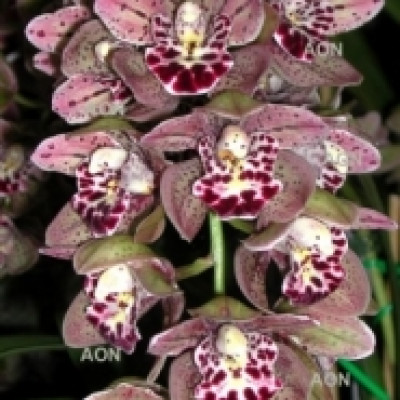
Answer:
[31,130,161,257]
[149,297,321,400]
[142,97,327,240]
[95,0,265,95]
[243,189,398,305]
[269,0,383,61]
[63,235,182,354]
[193,125,282,219]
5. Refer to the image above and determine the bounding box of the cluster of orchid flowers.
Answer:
[15,0,398,398]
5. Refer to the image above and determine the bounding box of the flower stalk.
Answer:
[209,212,226,295]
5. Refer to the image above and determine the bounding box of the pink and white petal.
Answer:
[352,206,398,230]
[240,104,329,148]
[85,293,140,353]
[32,52,57,76]
[193,134,282,219]
[321,0,384,35]
[52,74,132,124]
[194,332,282,400]
[25,6,91,52]
[257,150,318,228]
[62,291,105,348]
[243,222,291,252]
[148,317,211,356]
[94,0,172,45]
[292,313,375,359]
[327,129,380,173]
[221,0,264,46]
[234,244,269,311]
[31,131,117,175]
[213,44,270,95]
[145,43,233,96]
[39,245,77,260]
[46,202,93,247]
[300,250,371,317]
[169,352,200,400]
[61,20,112,77]
[84,383,164,400]
[270,43,362,87]
[274,344,313,400]
[111,47,178,110]
[161,159,207,241]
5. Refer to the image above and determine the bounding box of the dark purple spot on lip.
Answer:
[154,62,183,83]
[146,53,160,66]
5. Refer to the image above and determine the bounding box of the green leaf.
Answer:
[386,0,400,24]
[375,145,400,173]
[0,335,65,359]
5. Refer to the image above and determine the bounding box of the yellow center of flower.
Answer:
[175,2,207,58]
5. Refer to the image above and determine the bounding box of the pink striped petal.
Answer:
[31,131,117,175]
[52,74,132,124]
[220,0,265,46]
[241,104,329,148]
[270,43,362,87]
[352,207,398,230]
[25,6,91,52]
[94,0,172,45]
[161,158,207,241]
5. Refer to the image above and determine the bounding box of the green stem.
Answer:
[209,213,226,295]
[338,359,389,400]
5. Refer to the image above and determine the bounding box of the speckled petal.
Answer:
[84,383,164,400]
[52,73,132,124]
[111,47,178,111]
[94,0,172,45]
[270,43,362,87]
[220,0,265,46]
[240,104,329,148]
[161,158,207,241]
[31,132,118,176]
[194,330,282,400]
[193,133,282,219]
[213,44,270,95]
[62,291,105,348]
[61,20,112,77]
[352,206,398,230]
[25,6,90,52]
[257,150,318,227]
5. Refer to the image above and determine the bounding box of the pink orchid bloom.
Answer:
[94,0,265,95]
[269,0,383,61]
[31,131,158,253]
[243,190,397,305]
[63,236,182,354]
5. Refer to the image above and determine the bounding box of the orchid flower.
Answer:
[95,0,265,95]
[63,235,182,354]
[142,97,330,239]
[31,130,161,257]
[269,0,383,62]
[243,188,398,305]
